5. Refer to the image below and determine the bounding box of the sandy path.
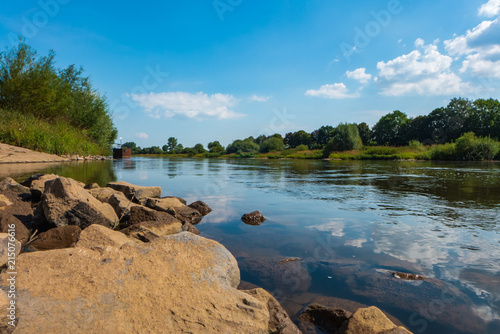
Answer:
[0,143,70,164]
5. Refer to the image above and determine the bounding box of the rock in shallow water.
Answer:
[242,211,266,225]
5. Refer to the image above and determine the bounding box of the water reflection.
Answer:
[8,158,500,333]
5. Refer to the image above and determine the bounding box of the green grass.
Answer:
[0,108,109,156]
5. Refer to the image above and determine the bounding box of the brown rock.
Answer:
[0,290,15,332]
[20,173,45,187]
[244,288,301,334]
[182,221,201,235]
[4,232,269,333]
[121,220,183,242]
[0,191,33,244]
[84,183,100,190]
[188,200,212,216]
[0,233,21,268]
[125,205,177,226]
[298,304,351,334]
[106,181,162,201]
[29,225,82,251]
[145,197,185,211]
[337,306,411,334]
[29,174,59,201]
[0,177,30,194]
[76,224,134,249]
[242,211,266,225]
[167,205,202,224]
[34,177,119,230]
[89,187,140,220]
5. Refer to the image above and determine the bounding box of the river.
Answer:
[6,158,500,334]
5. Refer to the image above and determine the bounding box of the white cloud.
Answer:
[135,132,149,139]
[346,68,372,84]
[375,40,472,96]
[305,83,360,99]
[479,0,500,17]
[444,18,500,78]
[249,94,272,102]
[130,91,244,120]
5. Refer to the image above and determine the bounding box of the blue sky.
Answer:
[1,0,500,148]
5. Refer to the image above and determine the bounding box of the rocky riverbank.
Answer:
[0,174,413,333]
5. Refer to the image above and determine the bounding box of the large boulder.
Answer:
[34,177,119,230]
[243,288,301,334]
[0,177,30,195]
[337,306,412,334]
[76,224,134,249]
[0,233,21,268]
[29,225,82,251]
[106,181,162,201]
[4,232,271,333]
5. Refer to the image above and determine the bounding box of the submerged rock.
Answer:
[298,304,351,334]
[5,232,272,333]
[242,211,266,225]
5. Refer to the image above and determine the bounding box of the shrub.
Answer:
[455,132,499,161]
[408,140,424,151]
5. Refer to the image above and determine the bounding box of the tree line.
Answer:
[0,40,117,152]
[123,97,500,160]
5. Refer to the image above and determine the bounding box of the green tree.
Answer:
[323,123,362,156]
[193,143,206,154]
[260,136,284,153]
[0,39,116,151]
[122,142,137,149]
[311,126,335,148]
[356,122,372,146]
[166,137,178,152]
[372,110,408,146]
[284,130,312,149]
[208,141,224,154]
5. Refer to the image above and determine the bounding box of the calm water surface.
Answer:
[8,158,500,334]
